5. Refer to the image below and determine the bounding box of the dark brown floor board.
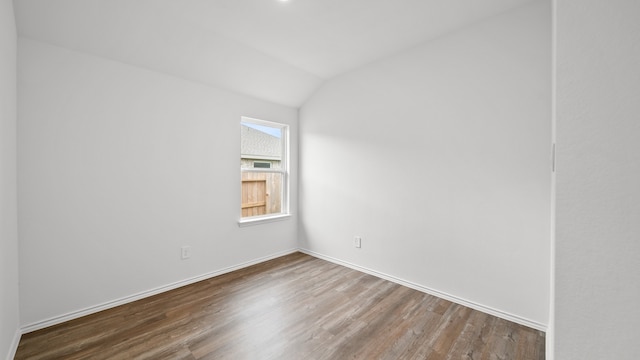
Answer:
[15,252,545,360]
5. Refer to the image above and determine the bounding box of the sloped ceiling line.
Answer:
[15,0,536,107]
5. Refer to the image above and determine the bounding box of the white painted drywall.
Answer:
[300,1,551,327]
[18,39,298,326]
[14,0,533,105]
[554,0,640,358]
[0,0,20,358]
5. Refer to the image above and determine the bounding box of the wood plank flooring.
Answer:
[15,252,545,359]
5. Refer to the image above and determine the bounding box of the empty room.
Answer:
[1,0,639,359]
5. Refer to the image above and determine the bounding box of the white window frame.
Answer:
[238,116,290,226]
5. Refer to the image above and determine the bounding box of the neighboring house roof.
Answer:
[241,125,281,161]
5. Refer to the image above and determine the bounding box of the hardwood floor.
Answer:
[15,252,545,359]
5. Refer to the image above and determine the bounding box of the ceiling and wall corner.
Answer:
[11,0,554,354]
[17,37,300,328]
[7,0,640,359]
[298,0,551,330]
[14,0,537,108]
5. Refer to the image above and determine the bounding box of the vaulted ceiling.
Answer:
[15,0,536,107]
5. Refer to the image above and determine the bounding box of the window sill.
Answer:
[238,213,292,227]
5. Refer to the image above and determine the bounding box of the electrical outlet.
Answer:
[354,236,362,248]
[181,246,192,260]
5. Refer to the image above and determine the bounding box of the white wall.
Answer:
[0,0,20,358]
[300,1,551,328]
[554,0,640,358]
[18,38,298,327]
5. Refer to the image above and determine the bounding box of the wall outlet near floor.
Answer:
[354,236,362,248]
[181,246,192,260]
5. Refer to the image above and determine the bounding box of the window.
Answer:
[253,162,271,169]
[240,117,289,223]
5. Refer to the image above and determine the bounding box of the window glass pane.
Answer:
[241,122,282,170]
[253,162,271,168]
[241,172,283,218]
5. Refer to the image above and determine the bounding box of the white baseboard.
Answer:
[6,328,21,360]
[19,247,546,336]
[299,248,547,332]
[20,248,298,334]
